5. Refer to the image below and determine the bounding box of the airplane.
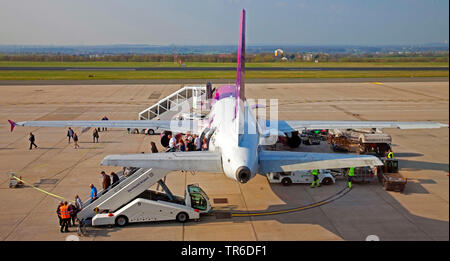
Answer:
[8,9,447,184]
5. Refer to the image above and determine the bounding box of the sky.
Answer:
[0,0,448,46]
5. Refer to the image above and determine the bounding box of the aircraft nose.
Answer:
[236,166,251,183]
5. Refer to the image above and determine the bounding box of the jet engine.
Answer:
[160,131,172,148]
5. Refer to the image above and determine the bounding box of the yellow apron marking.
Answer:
[11,175,75,203]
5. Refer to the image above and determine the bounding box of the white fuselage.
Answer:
[206,97,260,183]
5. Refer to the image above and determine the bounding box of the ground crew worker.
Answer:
[310,169,320,188]
[348,167,355,189]
[59,201,71,233]
[56,201,64,226]
[387,149,394,159]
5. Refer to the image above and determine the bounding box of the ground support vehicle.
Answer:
[333,167,377,183]
[266,169,336,186]
[328,129,392,156]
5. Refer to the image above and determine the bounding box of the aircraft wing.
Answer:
[262,120,447,133]
[8,119,201,133]
[101,151,223,173]
[259,150,382,174]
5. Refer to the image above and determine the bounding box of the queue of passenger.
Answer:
[167,133,209,152]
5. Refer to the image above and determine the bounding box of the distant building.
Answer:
[303,53,313,61]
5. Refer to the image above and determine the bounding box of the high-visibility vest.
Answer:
[387,152,394,159]
[59,205,70,219]
[312,169,319,176]
[348,167,355,177]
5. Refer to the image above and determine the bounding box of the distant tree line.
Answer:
[0,52,447,63]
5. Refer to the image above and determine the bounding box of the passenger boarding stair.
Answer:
[77,168,170,221]
[138,85,208,121]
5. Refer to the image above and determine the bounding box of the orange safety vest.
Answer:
[59,205,70,219]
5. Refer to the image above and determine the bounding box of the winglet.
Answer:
[8,120,16,132]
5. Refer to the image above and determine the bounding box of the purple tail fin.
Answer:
[235,9,246,119]
[236,9,246,101]
[8,120,16,132]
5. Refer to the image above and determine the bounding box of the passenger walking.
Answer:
[110,171,119,187]
[168,134,176,152]
[185,137,192,151]
[74,195,83,212]
[90,184,97,200]
[201,138,208,151]
[67,127,74,143]
[101,171,111,191]
[73,133,80,149]
[67,203,76,226]
[185,133,193,150]
[178,139,186,152]
[310,169,320,188]
[59,201,71,233]
[150,141,158,153]
[101,116,109,131]
[56,201,64,226]
[348,167,355,189]
[194,134,201,151]
[123,167,131,177]
[29,132,38,150]
[93,128,99,143]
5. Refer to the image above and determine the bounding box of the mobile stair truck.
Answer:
[76,168,211,228]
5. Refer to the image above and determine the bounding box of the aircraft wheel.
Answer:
[147,129,155,135]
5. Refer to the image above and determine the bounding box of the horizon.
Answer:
[0,43,449,47]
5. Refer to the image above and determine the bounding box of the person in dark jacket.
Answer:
[150,142,158,153]
[67,127,74,144]
[29,132,38,150]
[56,201,64,226]
[101,116,109,131]
[93,128,99,143]
[110,172,119,187]
[101,171,111,191]
[67,203,76,226]
[73,133,80,149]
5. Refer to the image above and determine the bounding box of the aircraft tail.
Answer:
[235,9,246,143]
[236,9,246,103]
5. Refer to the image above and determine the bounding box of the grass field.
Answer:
[0,61,448,68]
[0,70,447,80]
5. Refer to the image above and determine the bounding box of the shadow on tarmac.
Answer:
[87,177,448,241]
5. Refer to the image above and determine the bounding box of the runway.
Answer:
[0,66,448,71]
[0,80,448,241]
